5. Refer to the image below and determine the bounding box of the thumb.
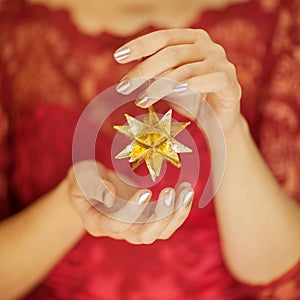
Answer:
[72,160,116,208]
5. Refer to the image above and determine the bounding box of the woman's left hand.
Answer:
[114,28,242,134]
[68,160,194,244]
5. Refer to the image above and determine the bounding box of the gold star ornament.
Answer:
[114,106,192,182]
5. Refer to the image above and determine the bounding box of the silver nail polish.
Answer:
[135,93,149,107]
[100,188,113,208]
[138,191,151,204]
[164,189,174,207]
[103,192,114,208]
[114,47,131,61]
[173,82,188,93]
[116,79,131,94]
[183,190,194,207]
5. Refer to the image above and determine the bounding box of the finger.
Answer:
[134,181,192,225]
[113,28,211,63]
[110,190,152,230]
[125,43,207,82]
[74,190,151,237]
[159,186,194,239]
[87,180,117,209]
[137,188,175,244]
[116,43,210,96]
[174,181,193,206]
[106,169,138,201]
[127,183,192,244]
[134,71,230,108]
[86,190,151,237]
[132,61,213,107]
[164,60,216,84]
[185,71,240,104]
[71,160,116,208]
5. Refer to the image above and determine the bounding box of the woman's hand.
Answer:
[67,161,194,244]
[114,28,242,133]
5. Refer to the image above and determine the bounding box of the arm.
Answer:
[0,161,194,300]
[214,115,300,285]
[113,28,300,285]
[213,0,300,283]
[0,180,84,300]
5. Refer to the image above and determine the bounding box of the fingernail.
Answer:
[114,47,131,62]
[138,191,151,204]
[103,189,114,208]
[173,82,188,93]
[164,189,174,207]
[135,93,149,107]
[183,190,194,207]
[116,79,131,94]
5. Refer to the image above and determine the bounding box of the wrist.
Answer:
[223,114,250,141]
[220,114,257,170]
[51,178,85,236]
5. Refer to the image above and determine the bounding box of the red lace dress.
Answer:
[0,0,300,299]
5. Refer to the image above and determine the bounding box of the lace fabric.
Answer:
[0,0,299,298]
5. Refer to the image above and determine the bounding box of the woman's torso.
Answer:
[1,0,299,299]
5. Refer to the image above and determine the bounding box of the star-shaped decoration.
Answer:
[114,106,192,182]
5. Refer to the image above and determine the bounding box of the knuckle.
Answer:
[177,64,193,78]
[164,29,175,45]
[109,225,125,235]
[211,44,227,58]
[219,61,239,83]
[134,65,146,78]
[67,166,75,182]
[134,38,146,54]
[159,232,172,240]
[68,177,81,197]
[204,59,217,72]
[147,84,162,98]
[224,61,237,74]
[147,239,156,245]
[138,233,153,245]
[126,239,136,244]
[218,71,231,87]
[69,182,79,197]
[164,46,181,60]
[142,237,156,245]
[216,44,227,57]
[234,83,242,101]
[126,238,143,245]
[195,29,211,41]
[84,219,102,237]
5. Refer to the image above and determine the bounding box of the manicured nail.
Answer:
[183,190,194,207]
[135,93,149,107]
[116,79,131,94]
[138,191,151,204]
[164,189,174,207]
[102,189,114,208]
[173,82,188,93]
[114,47,131,62]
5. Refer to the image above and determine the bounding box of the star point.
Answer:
[114,106,192,182]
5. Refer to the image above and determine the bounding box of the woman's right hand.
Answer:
[114,29,242,134]
[67,160,194,244]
